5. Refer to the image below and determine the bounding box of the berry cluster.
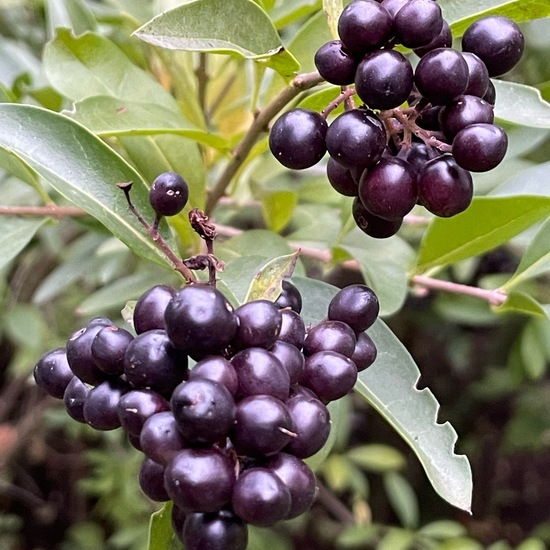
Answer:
[269,1,524,238]
[34,277,380,549]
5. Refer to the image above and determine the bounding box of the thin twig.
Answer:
[0,205,87,218]
[316,480,356,525]
[322,87,357,119]
[205,71,325,215]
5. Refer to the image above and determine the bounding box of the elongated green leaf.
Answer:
[148,502,183,550]
[504,217,550,290]
[271,0,321,29]
[0,217,47,271]
[415,196,550,273]
[0,104,176,270]
[493,80,550,128]
[69,96,230,151]
[444,0,550,36]
[261,190,297,233]
[44,29,177,109]
[0,148,50,202]
[244,251,299,302]
[134,0,300,78]
[293,277,473,511]
[323,0,344,39]
[337,229,415,316]
[494,291,546,317]
[491,159,550,197]
[45,0,97,37]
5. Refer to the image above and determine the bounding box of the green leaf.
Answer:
[261,190,297,232]
[383,472,419,529]
[271,0,321,29]
[348,444,406,473]
[494,291,546,317]
[493,80,550,128]
[491,159,550,197]
[323,0,344,39]
[134,0,300,79]
[417,520,467,540]
[0,217,46,272]
[337,228,415,316]
[292,277,473,511]
[297,85,343,115]
[0,148,50,202]
[503,217,550,290]
[0,104,176,270]
[147,502,183,550]
[43,29,177,109]
[305,399,343,471]
[70,96,230,151]
[415,196,550,273]
[45,0,97,37]
[244,251,299,303]
[444,0,550,36]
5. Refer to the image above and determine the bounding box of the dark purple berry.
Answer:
[483,80,496,105]
[394,0,443,48]
[188,355,239,397]
[139,457,170,502]
[301,351,358,402]
[326,157,359,197]
[274,280,302,313]
[413,20,452,57]
[181,511,248,550]
[352,332,378,371]
[63,376,90,423]
[462,52,490,98]
[171,379,236,445]
[439,95,494,140]
[133,285,175,334]
[264,453,317,518]
[140,411,185,465]
[400,141,434,178]
[328,284,380,332]
[355,50,414,110]
[233,299,282,349]
[278,309,306,349]
[231,347,290,401]
[353,198,403,239]
[164,447,235,513]
[232,468,291,526]
[117,388,169,437]
[164,284,238,357]
[34,348,73,399]
[91,325,133,376]
[416,105,443,131]
[326,109,386,169]
[303,320,357,358]
[417,155,473,217]
[269,340,305,385]
[314,40,357,85]
[83,379,127,430]
[462,15,524,76]
[232,395,294,457]
[269,108,328,170]
[337,0,393,53]
[358,157,418,220]
[415,48,469,105]
[452,123,508,172]
[149,172,189,217]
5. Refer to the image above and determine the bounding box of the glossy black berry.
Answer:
[171,378,236,445]
[415,48,469,105]
[188,355,239,397]
[303,320,357,358]
[117,388,170,437]
[83,379,128,431]
[417,155,473,217]
[269,340,305,385]
[149,172,189,217]
[232,395,294,457]
[400,141,434,178]
[358,157,418,220]
[413,20,452,57]
[269,108,328,170]
[483,80,496,106]
[285,393,331,458]
[232,468,291,526]
[181,511,248,550]
[326,157,359,197]
[301,351,358,403]
[164,447,235,513]
[91,325,133,376]
[314,40,357,85]
[63,376,90,423]
[265,453,317,518]
[353,198,403,239]
[233,299,282,349]
[326,109,386,169]
[140,411,186,465]
[337,0,393,53]
[439,95,494,140]
[328,284,380,332]
[231,347,290,401]
[133,285,175,334]
[352,332,378,371]
[462,52,490,98]
[34,348,73,399]
[462,15,524,76]
[274,280,303,313]
[164,283,238,357]
[124,329,187,395]
[394,0,444,48]
[452,123,508,172]
[355,50,414,110]
[278,309,306,349]
[139,457,170,502]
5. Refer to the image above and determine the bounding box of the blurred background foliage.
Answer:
[0,1,550,549]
